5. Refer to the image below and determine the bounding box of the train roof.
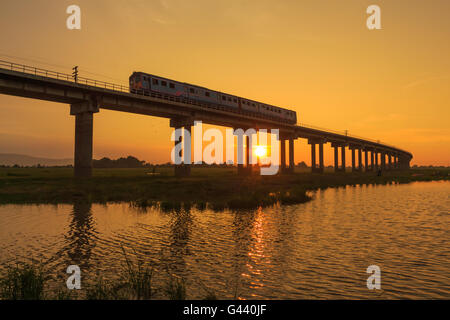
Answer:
[132,71,213,91]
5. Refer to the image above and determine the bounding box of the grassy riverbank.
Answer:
[0,250,213,300]
[0,167,448,210]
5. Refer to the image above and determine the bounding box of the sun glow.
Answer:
[254,145,267,158]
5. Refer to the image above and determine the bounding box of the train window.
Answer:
[233,98,237,103]
[190,88,195,94]
[169,83,175,89]
[228,98,232,102]
[222,96,226,101]
[161,81,167,87]
[152,79,159,85]
[205,92,210,97]
[252,103,255,107]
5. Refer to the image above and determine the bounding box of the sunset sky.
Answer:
[0,0,449,166]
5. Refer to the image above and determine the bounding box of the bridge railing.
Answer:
[0,60,131,93]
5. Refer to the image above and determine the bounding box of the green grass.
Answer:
[120,247,154,300]
[0,263,47,300]
[0,252,206,300]
[164,276,186,300]
[0,167,448,210]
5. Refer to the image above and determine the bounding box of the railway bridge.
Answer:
[0,60,412,177]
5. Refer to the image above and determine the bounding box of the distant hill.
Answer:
[0,153,73,167]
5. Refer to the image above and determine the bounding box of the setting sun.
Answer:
[254,145,267,158]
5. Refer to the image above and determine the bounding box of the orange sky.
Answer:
[0,0,449,166]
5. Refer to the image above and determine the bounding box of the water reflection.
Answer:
[47,201,97,279]
[231,210,256,298]
[65,201,97,268]
[165,209,193,275]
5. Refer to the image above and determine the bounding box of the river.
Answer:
[0,181,448,299]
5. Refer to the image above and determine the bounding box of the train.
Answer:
[129,72,297,124]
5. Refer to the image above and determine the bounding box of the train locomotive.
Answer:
[129,72,297,124]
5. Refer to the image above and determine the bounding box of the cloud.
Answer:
[403,75,450,89]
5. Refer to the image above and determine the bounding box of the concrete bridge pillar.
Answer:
[71,100,99,178]
[246,135,251,171]
[398,155,411,170]
[333,146,339,172]
[237,134,252,176]
[371,151,375,171]
[280,138,286,172]
[364,149,369,172]
[170,118,193,177]
[184,125,192,176]
[358,148,363,172]
[398,156,405,169]
[331,143,346,173]
[308,139,324,173]
[318,142,324,173]
[381,152,386,171]
[310,142,316,173]
[351,147,356,172]
[288,138,295,173]
[244,136,253,175]
[233,127,244,175]
[374,151,379,170]
[173,127,183,177]
[388,154,392,170]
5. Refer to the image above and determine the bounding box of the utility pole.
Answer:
[72,66,78,83]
